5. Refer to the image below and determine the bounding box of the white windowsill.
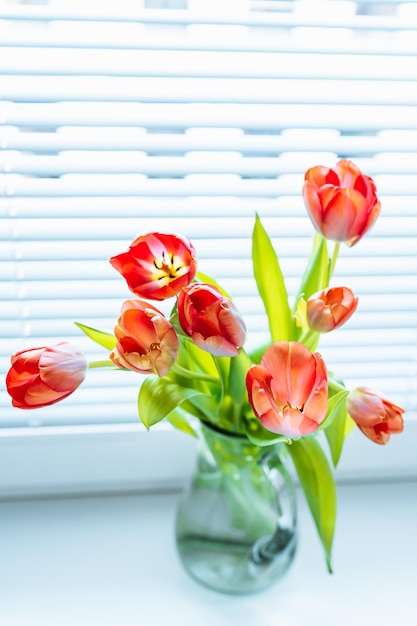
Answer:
[1,479,416,626]
[1,420,416,499]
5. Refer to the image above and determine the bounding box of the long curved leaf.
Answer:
[167,406,198,437]
[138,376,215,429]
[197,271,231,299]
[289,436,337,573]
[321,390,350,467]
[75,322,117,350]
[252,214,294,341]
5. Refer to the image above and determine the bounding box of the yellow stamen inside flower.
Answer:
[153,251,186,284]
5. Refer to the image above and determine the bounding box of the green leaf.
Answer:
[344,413,357,438]
[248,342,269,364]
[75,322,117,350]
[196,271,231,299]
[186,393,219,421]
[228,349,253,404]
[244,417,290,447]
[321,390,350,467]
[167,406,198,437]
[177,335,218,378]
[288,436,337,573]
[138,376,215,429]
[252,214,294,341]
[293,297,321,352]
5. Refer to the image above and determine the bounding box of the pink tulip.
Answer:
[303,159,381,246]
[110,299,179,376]
[110,232,197,301]
[246,341,328,438]
[6,342,87,409]
[347,386,404,445]
[306,286,358,333]
[178,283,246,357]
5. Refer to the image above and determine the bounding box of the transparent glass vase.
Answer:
[175,422,297,594]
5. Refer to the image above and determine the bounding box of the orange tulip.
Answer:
[110,232,197,301]
[303,159,380,246]
[6,342,87,409]
[306,286,358,333]
[178,283,246,357]
[347,386,404,445]
[246,341,328,438]
[110,299,179,377]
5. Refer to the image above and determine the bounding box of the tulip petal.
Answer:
[22,380,71,408]
[246,365,277,419]
[178,283,246,356]
[110,232,197,300]
[303,159,381,246]
[335,158,361,186]
[262,342,316,409]
[39,344,87,392]
[261,405,320,439]
[6,342,87,409]
[191,332,239,357]
[247,342,328,439]
[347,386,405,445]
[307,287,358,333]
[110,299,179,376]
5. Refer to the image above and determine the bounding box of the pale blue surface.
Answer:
[1,481,416,626]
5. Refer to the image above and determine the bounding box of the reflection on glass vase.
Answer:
[175,422,297,594]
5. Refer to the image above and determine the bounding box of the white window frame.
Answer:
[1,0,417,499]
[1,420,416,499]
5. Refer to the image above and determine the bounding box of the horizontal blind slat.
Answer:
[4,154,417,177]
[3,176,417,197]
[1,1,416,430]
[3,102,417,130]
[2,49,417,79]
[3,129,417,155]
[1,5,416,30]
[2,194,417,219]
[3,76,417,105]
[2,32,417,56]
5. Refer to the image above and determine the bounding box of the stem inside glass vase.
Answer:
[175,422,297,594]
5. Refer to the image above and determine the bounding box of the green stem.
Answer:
[212,355,229,403]
[328,376,347,395]
[297,328,319,352]
[88,360,116,369]
[171,362,219,384]
[329,242,340,280]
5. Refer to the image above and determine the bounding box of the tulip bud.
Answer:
[6,342,87,409]
[246,341,328,439]
[347,386,404,445]
[110,299,179,377]
[302,159,381,247]
[178,283,246,357]
[110,232,197,301]
[306,286,358,333]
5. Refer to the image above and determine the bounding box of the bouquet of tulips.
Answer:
[6,159,405,572]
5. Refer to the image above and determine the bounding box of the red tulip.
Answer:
[302,159,381,247]
[246,341,328,438]
[347,386,404,445]
[110,299,179,376]
[178,283,246,357]
[6,342,87,409]
[306,286,358,333]
[110,232,197,301]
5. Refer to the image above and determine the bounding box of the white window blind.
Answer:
[1,0,417,493]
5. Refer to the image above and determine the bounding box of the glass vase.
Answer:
[175,422,297,594]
